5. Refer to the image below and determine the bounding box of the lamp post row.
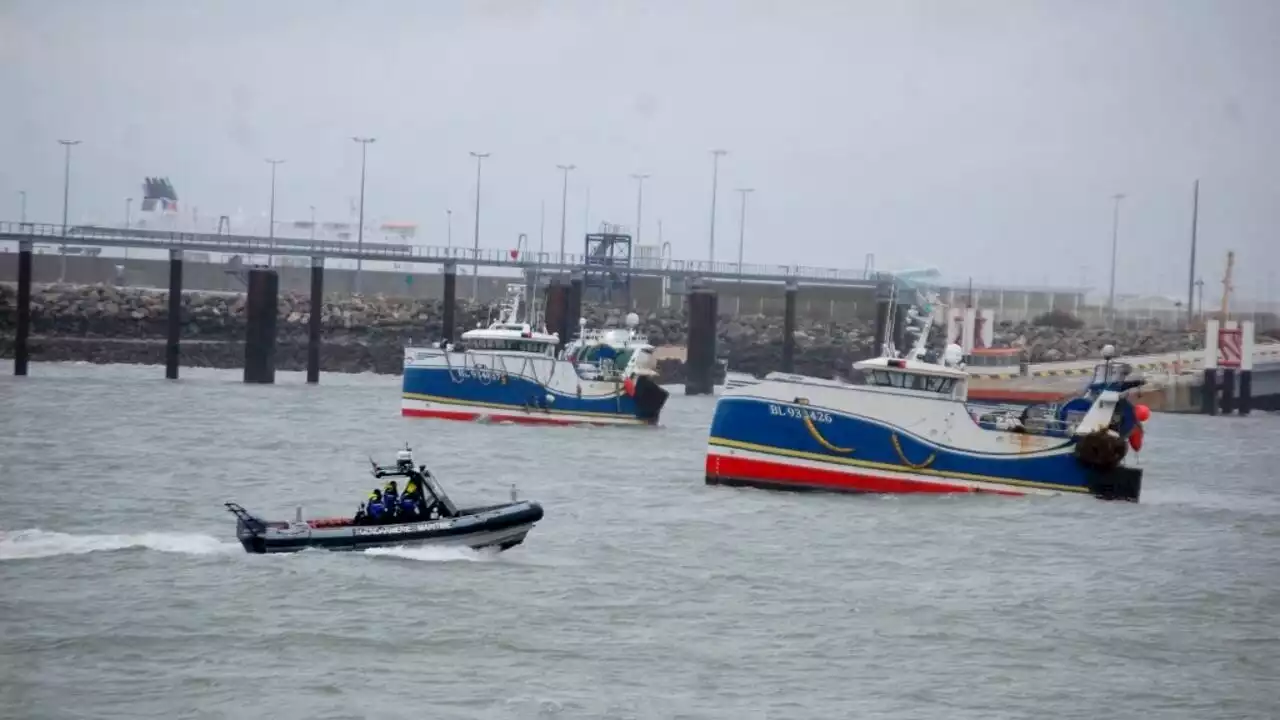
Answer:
[35,142,758,291]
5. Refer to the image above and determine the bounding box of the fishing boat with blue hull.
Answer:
[705,288,1151,500]
[401,284,669,426]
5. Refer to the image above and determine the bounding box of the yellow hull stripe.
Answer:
[707,436,1090,494]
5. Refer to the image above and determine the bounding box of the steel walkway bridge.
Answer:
[0,221,894,289]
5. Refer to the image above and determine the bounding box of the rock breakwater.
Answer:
[0,283,1205,378]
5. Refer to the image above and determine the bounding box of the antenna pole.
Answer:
[1186,179,1199,329]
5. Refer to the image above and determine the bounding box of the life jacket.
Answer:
[400,497,418,514]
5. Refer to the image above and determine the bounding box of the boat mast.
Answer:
[1219,249,1235,324]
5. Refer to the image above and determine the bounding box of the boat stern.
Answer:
[629,374,669,423]
[223,502,269,554]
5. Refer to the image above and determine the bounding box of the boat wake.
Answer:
[362,545,500,563]
[0,528,239,561]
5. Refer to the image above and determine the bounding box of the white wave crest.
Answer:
[362,544,497,563]
[0,528,239,561]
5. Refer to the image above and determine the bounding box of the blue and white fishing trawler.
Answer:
[705,285,1151,500]
[401,284,669,426]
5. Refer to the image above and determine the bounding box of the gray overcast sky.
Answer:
[1,0,1277,298]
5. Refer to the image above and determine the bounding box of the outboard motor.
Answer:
[396,447,414,472]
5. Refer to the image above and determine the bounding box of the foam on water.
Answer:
[0,529,239,561]
[362,544,498,563]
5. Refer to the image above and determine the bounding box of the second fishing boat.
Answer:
[401,284,669,426]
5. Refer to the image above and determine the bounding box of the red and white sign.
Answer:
[1218,328,1242,368]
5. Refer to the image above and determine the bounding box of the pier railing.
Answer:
[0,221,887,288]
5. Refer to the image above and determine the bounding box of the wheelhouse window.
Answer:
[466,338,556,356]
[868,370,955,395]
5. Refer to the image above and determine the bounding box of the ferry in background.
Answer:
[401,284,669,426]
[705,289,1149,500]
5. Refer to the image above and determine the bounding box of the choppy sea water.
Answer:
[1,362,1277,720]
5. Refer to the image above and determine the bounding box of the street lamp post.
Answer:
[446,208,453,250]
[735,188,754,274]
[735,188,754,315]
[630,173,649,246]
[18,190,27,223]
[265,158,285,266]
[124,197,133,260]
[708,149,727,265]
[1107,192,1126,326]
[58,139,81,283]
[309,205,316,241]
[556,164,575,264]
[352,136,376,294]
[470,151,490,300]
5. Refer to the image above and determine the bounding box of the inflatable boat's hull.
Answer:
[232,501,544,555]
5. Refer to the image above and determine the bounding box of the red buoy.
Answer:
[1135,404,1151,422]
[623,377,636,397]
[1128,424,1144,452]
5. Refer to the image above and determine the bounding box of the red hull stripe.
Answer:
[402,407,586,426]
[706,453,1026,496]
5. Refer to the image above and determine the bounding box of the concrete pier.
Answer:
[13,239,32,376]
[244,268,279,384]
[686,284,719,396]
[164,249,183,380]
[306,257,323,384]
[782,280,798,373]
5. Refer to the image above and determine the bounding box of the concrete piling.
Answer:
[782,280,798,373]
[872,280,893,357]
[544,280,570,351]
[891,300,909,354]
[244,268,279,384]
[1220,368,1236,415]
[568,271,584,339]
[165,249,183,380]
[1201,369,1219,415]
[1239,320,1254,415]
[441,261,457,346]
[306,257,323,384]
[14,239,32,376]
[686,283,719,396]
[1202,319,1220,415]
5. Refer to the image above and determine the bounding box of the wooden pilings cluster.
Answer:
[11,253,329,385]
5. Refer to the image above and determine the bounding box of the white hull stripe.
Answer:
[401,398,647,425]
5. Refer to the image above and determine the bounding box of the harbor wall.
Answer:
[1,283,1209,381]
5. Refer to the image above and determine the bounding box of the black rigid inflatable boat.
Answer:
[224,447,544,554]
